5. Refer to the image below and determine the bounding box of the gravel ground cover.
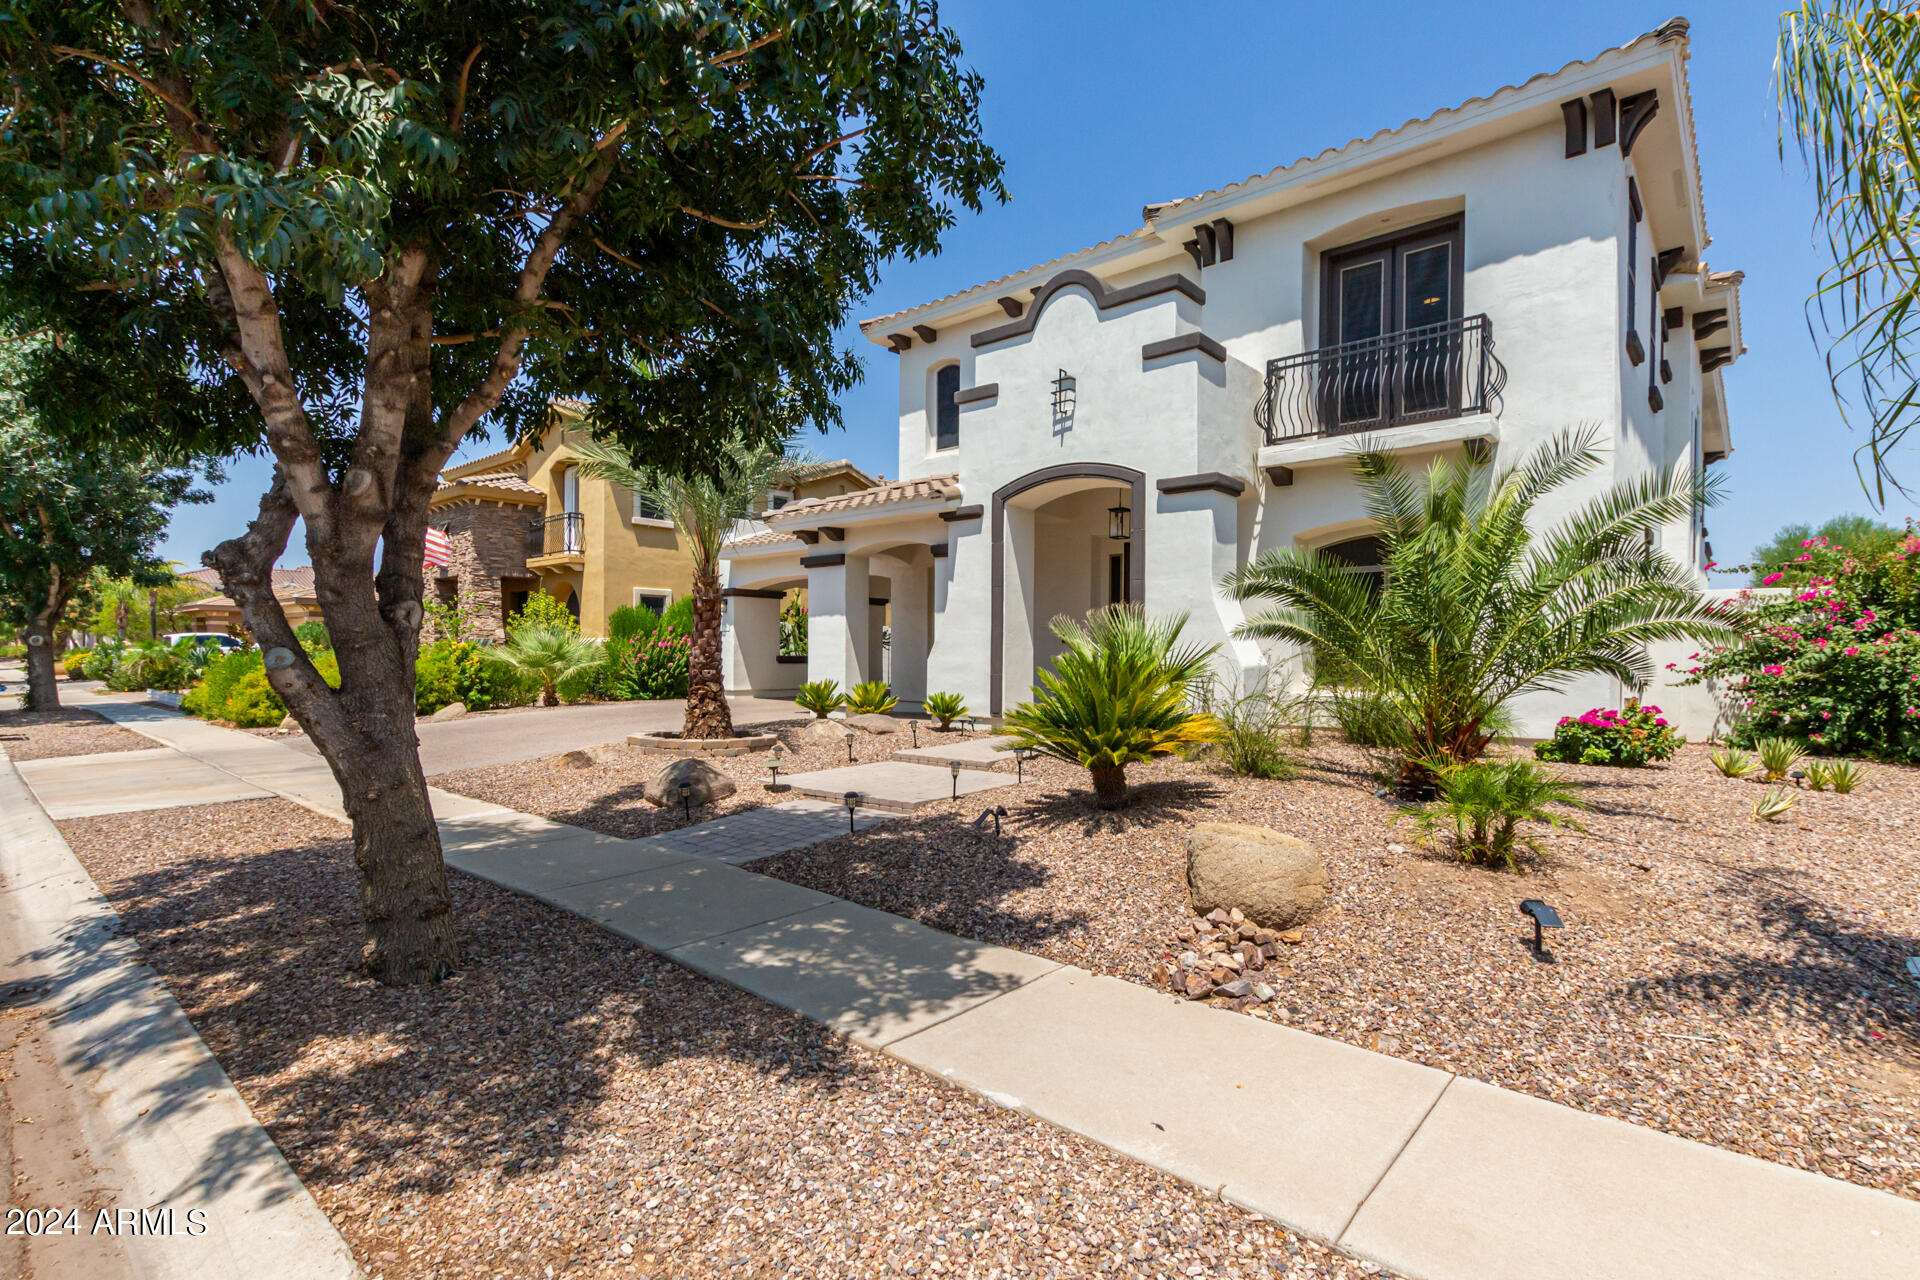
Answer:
[0,708,153,761]
[430,718,996,840]
[741,742,1920,1200]
[55,799,1385,1280]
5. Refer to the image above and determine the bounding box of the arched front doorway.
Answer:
[990,463,1145,713]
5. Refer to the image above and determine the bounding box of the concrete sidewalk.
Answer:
[50,695,1920,1279]
[0,747,360,1279]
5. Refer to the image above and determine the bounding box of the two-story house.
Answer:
[720,20,1742,735]
[430,400,877,640]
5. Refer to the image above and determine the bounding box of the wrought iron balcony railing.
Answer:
[1255,314,1506,445]
[529,511,584,557]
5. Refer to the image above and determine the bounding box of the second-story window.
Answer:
[934,364,960,451]
[633,488,668,522]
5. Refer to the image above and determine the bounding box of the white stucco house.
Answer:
[720,19,1744,737]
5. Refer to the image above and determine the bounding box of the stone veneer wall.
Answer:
[426,499,535,642]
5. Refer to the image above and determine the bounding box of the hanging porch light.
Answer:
[1107,488,1132,541]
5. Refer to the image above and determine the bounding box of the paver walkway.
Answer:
[38,692,1920,1279]
[776,759,1021,812]
[891,736,1019,768]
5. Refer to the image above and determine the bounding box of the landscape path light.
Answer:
[677,779,693,821]
[767,743,785,791]
[971,804,1009,837]
[844,729,857,763]
[949,760,963,800]
[843,791,860,835]
[1519,898,1563,961]
[1013,746,1038,783]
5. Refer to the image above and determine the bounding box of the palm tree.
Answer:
[482,625,601,707]
[1777,2,1920,501]
[1223,427,1733,787]
[1399,759,1588,871]
[1000,605,1223,809]
[572,435,821,739]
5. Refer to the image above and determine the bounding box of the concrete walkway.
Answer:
[37,693,1920,1279]
[0,746,361,1279]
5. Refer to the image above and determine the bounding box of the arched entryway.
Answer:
[990,463,1145,713]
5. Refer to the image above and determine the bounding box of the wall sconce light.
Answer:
[1519,898,1563,961]
[1050,368,1076,420]
[1107,488,1131,542]
[949,760,963,800]
[971,804,1009,837]
[843,791,860,835]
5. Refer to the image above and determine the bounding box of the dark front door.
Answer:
[1320,219,1463,431]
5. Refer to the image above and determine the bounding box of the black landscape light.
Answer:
[1014,746,1037,783]
[767,743,785,791]
[677,779,693,821]
[910,720,919,748]
[845,728,857,763]
[1519,899,1563,961]
[971,804,1009,837]
[1789,769,1807,787]
[949,760,963,800]
[843,791,860,834]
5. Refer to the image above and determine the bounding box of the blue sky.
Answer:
[157,0,1920,574]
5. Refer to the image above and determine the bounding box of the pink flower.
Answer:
[1763,665,1784,676]
[1763,573,1784,585]
[1845,647,1860,657]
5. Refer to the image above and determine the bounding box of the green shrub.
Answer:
[63,649,92,679]
[185,648,338,724]
[617,632,690,700]
[923,691,966,729]
[1202,678,1298,781]
[110,640,197,691]
[507,591,579,637]
[1000,606,1223,810]
[607,604,661,644]
[796,679,845,718]
[481,626,600,706]
[294,620,331,651]
[415,639,523,714]
[0,643,23,660]
[847,680,898,714]
[1399,759,1587,870]
[1534,699,1684,767]
[81,642,121,681]
[657,595,695,636]
[1684,528,1920,762]
[184,649,262,719]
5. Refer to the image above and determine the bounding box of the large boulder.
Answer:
[1185,823,1329,930]
[801,719,855,749]
[843,713,902,735]
[428,701,468,722]
[643,757,737,809]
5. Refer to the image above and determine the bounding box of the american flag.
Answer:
[423,526,453,569]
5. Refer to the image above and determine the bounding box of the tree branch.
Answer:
[449,43,482,135]
[680,205,770,231]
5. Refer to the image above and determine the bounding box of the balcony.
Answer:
[1255,314,1506,446]
[527,511,585,570]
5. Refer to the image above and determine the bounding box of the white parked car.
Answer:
[162,632,245,652]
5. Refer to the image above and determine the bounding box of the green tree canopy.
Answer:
[0,1,1004,984]
[1745,513,1908,584]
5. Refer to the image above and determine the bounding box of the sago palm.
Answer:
[573,434,822,739]
[1223,427,1733,787]
[482,625,601,707]
[1000,606,1223,809]
[1399,759,1587,871]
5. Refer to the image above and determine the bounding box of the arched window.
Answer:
[1321,535,1387,594]
[933,364,960,451]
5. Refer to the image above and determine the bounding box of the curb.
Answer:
[0,745,362,1279]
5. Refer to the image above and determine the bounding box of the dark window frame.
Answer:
[1317,216,1465,349]
[933,363,961,451]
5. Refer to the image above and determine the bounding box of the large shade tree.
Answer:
[572,432,821,740]
[0,1,1003,984]
[1778,2,1920,501]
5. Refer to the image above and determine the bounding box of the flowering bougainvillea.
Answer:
[1684,531,1920,763]
[1534,699,1684,767]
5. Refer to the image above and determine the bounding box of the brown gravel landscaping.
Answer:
[430,718,998,840]
[0,708,153,761]
[728,742,1920,1201]
[56,798,1385,1279]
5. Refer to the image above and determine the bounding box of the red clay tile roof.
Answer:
[724,529,808,552]
[766,473,960,521]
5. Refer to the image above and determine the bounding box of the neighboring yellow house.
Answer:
[428,402,876,639]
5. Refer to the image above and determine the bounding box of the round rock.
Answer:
[1185,822,1329,931]
[643,757,737,809]
[428,701,468,722]
[801,719,854,749]
[842,713,902,735]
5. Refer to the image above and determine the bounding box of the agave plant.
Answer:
[923,691,967,729]
[1754,786,1799,822]
[1755,736,1806,782]
[1000,606,1223,809]
[1826,759,1866,794]
[1225,427,1731,789]
[1803,760,1833,791]
[1398,759,1588,871]
[795,679,845,718]
[847,680,899,715]
[482,626,601,707]
[1709,744,1759,778]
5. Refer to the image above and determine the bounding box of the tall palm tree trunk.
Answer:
[684,566,732,739]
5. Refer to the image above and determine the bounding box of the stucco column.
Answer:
[888,563,932,706]
[721,590,785,695]
[1150,488,1262,690]
[805,552,868,693]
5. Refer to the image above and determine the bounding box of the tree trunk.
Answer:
[20,618,59,711]
[1090,764,1128,809]
[683,568,732,740]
